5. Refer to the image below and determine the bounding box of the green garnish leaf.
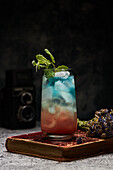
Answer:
[44,69,55,78]
[32,49,68,79]
[56,65,68,71]
[32,60,37,66]
[36,54,51,66]
[44,49,55,63]
[39,64,46,68]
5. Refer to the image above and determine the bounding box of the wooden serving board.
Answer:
[5,131,113,162]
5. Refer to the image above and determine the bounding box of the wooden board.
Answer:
[5,131,113,162]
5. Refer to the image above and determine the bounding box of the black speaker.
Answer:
[0,69,36,129]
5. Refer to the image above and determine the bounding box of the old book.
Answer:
[5,131,113,162]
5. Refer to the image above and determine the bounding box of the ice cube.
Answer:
[53,97,65,105]
[42,86,53,100]
[63,76,75,88]
[55,71,70,79]
[48,105,55,114]
[60,91,73,104]
[54,80,69,92]
[42,75,53,87]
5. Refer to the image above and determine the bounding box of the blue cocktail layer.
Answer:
[42,75,77,114]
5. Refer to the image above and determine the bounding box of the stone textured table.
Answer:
[0,122,113,170]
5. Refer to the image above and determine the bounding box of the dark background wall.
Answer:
[0,0,113,120]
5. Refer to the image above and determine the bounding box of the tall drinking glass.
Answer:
[41,69,77,140]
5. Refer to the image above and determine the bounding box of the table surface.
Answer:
[0,122,113,170]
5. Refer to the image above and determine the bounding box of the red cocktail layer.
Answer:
[41,109,77,134]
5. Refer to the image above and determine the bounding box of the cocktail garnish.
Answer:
[32,49,68,78]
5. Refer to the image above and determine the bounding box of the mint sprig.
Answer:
[32,49,68,78]
[44,49,55,64]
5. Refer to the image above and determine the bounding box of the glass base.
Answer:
[47,134,73,141]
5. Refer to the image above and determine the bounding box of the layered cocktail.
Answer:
[41,70,77,140]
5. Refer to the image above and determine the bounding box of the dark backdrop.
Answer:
[0,0,113,120]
